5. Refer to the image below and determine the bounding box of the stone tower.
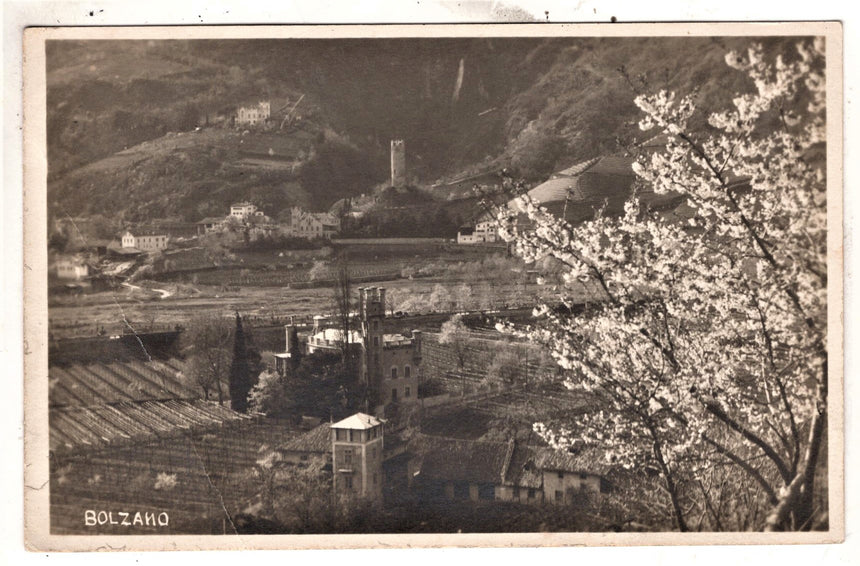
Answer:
[390,139,406,188]
[331,413,384,502]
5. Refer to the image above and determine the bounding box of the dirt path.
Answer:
[121,281,173,299]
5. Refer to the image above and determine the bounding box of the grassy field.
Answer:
[48,271,584,339]
[48,244,606,339]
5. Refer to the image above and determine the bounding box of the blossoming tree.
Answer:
[494,39,828,531]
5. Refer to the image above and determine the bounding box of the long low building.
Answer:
[408,435,612,505]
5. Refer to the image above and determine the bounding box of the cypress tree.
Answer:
[288,326,302,370]
[229,312,253,413]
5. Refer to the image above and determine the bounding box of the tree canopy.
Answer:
[495,40,828,531]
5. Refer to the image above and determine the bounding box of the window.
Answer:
[404,365,411,378]
[391,388,398,401]
[478,483,495,500]
[555,490,563,502]
[373,320,379,330]
[344,449,353,465]
[391,367,397,379]
[528,489,536,499]
[580,473,588,480]
[373,336,379,347]
[513,487,520,498]
[344,475,353,489]
[300,454,309,461]
[557,471,564,479]
[405,386,411,398]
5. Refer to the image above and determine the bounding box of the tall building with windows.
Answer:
[331,413,384,501]
[357,287,422,412]
[390,139,406,188]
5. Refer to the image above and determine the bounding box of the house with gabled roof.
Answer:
[276,422,333,467]
[408,434,611,505]
[457,211,498,245]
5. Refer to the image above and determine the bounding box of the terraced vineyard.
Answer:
[50,420,297,534]
[49,358,193,407]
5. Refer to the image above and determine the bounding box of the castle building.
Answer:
[271,288,422,412]
[390,140,406,188]
[331,413,384,501]
[358,287,422,412]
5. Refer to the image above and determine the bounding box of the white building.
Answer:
[457,216,498,244]
[289,207,340,239]
[121,231,168,251]
[236,101,271,126]
[306,327,363,355]
[230,202,258,221]
[55,258,89,280]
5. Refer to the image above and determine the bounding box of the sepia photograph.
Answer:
[21,21,843,549]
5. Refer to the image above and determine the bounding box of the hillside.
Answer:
[46,36,796,223]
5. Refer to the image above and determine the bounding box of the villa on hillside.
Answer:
[121,230,169,251]
[289,206,340,239]
[230,202,261,221]
[457,213,498,244]
[236,101,271,126]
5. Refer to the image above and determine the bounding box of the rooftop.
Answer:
[411,436,611,487]
[535,446,613,476]
[279,422,331,454]
[124,229,168,237]
[311,328,362,345]
[503,443,544,489]
[331,412,382,430]
[195,217,226,224]
[412,435,510,485]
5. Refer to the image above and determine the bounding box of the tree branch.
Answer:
[700,398,792,484]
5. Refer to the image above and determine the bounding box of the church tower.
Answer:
[390,140,406,188]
